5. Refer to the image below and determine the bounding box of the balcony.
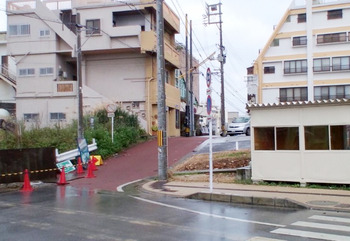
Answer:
[7,0,71,12]
[149,81,180,108]
[140,31,180,68]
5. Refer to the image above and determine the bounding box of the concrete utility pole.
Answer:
[76,13,84,139]
[156,0,167,181]
[218,2,226,136]
[189,20,194,136]
[205,1,226,136]
[185,14,190,136]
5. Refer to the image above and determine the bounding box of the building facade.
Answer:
[248,0,350,185]
[247,0,350,104]
[5,0,182,136]
[0,31,16,115]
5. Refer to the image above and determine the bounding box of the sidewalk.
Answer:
[142,180,350,213]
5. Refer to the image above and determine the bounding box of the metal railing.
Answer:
[0,65,16,86]
[55,138,98,163]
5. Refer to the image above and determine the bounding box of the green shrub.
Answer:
[0,107,148,159]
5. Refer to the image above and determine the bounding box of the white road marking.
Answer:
[271,228,350,241]
[116,179,142,192]
[292,221,350,232]
[247,237,285,241]
[309,215,350,224]
[131,196,285,227]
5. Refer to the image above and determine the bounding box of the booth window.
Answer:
[305,126,329,150]
[254,127,275,150]
[277,127,299,150]
[331,125,350,150]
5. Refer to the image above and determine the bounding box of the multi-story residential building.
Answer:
[247,0,350,185]
[0,31,16,115]
[5,0,182,136]
[247,0,350,104]
[175,46,201,135]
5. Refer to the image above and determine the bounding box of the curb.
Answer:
[186,192,307,210]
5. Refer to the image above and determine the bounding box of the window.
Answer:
[305,126,329,150]
[317,32,346,44]
[280,87,307,102]
[254,127,275,150]
[328,9,342,20]
[175,109,180,129]
[298,13,306,23]
[284,60,307,74]
[24,113,39,122]
[264,66,275,74]
[165,70,169,84]
[19,68,35,77]
[270,39,279,47]
[86,19,100,35]
[175,69,180,88]
[332,56,350,71]
[276,127,299,150]
[50,112,66,121]
[313,58,330,72]
[292,36,307,46]
[40,29,50,37]
[331,125,350,150]
[39,67,54,76]
[9,24,30,36]
[113,11,145,28]
[314,85,350,100]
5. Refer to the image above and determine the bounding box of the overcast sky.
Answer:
[166,0,293,115]
[0,0,293,115]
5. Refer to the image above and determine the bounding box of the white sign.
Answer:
[106,104,117,113]
[107,113,115,118]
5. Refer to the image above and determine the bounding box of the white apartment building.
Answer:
[248,0,350,185]
[248,0,350,104]
[5,0,182,136]
[0,31,16,116]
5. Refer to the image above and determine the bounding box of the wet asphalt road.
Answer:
[195,135,251,154]
[2,182,348,241]
[2,135,350,240]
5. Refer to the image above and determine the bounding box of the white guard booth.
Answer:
[248,99,350,185]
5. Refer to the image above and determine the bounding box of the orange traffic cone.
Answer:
[21,169,33,192]
[57,166,69,185]
[85,161,96,178]
[76,157,84,174]
[91,157,98,171]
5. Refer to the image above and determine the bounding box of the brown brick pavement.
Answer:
[70,136,207,191]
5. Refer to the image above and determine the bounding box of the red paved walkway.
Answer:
[70,136,207,191]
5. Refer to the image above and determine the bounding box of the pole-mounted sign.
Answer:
[106,104,117,143]
[207,95,212,115]
[206,67,211,88]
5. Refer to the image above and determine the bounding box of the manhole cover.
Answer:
[307,200,339,206]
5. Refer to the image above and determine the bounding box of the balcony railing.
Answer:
[140,31,180,68]
[7,0,71,11]
[0,65,16,87]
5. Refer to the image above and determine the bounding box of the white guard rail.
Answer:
[55,138,97,163]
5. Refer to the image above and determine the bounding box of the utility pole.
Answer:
[76,13,84,139]
[185,14,190,137]
[189,20,194,136]
[156,0,167,181]
[205,1,226,136]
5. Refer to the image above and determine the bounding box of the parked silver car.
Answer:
[227,117,250,136]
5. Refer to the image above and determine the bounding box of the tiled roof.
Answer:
[247,98,350,109]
